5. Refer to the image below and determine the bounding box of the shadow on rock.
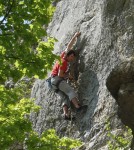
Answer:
[75,69,99,131]
[106,57,134,149]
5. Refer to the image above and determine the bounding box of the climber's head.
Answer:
[66,50,76,62]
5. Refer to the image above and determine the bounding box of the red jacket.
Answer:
[51,51,68,76]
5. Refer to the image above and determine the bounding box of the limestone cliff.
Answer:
[30,0,134,149]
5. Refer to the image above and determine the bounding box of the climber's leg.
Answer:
[63,104,70,118]
[71,97,80,108]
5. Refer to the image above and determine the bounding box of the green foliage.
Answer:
[0,83,82,150]
[0,84,40,149]
[106,121,132,150]
[26,129,82,150]
[0,0,58,83]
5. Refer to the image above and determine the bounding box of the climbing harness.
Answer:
[46,76,64,93]
[46,76,52,89]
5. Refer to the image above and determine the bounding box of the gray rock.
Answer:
[31,0,134,149]
[106,58,134,149]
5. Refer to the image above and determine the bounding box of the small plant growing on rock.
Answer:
[106,121,132,150]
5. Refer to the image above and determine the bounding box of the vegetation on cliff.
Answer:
[0,0,81,149]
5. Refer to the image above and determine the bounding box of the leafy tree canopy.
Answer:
[0,0,58,83]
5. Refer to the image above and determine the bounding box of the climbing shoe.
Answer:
[76,105,88,113]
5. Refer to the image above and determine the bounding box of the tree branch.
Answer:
[0,0,15,25]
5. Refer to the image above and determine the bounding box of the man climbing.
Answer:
[51,32,87,120]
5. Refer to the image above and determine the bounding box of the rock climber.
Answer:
[51,32,87,120]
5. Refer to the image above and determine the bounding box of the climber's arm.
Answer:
[58,69,73,80]
[58,69,65,78]
[65,32,81,53]
[58,60,68,78]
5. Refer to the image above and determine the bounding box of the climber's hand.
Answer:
[68,75,73,80]
[74,32,81,37]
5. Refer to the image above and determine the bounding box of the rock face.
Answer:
[106,58,134,148]
[31,0,134,149]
